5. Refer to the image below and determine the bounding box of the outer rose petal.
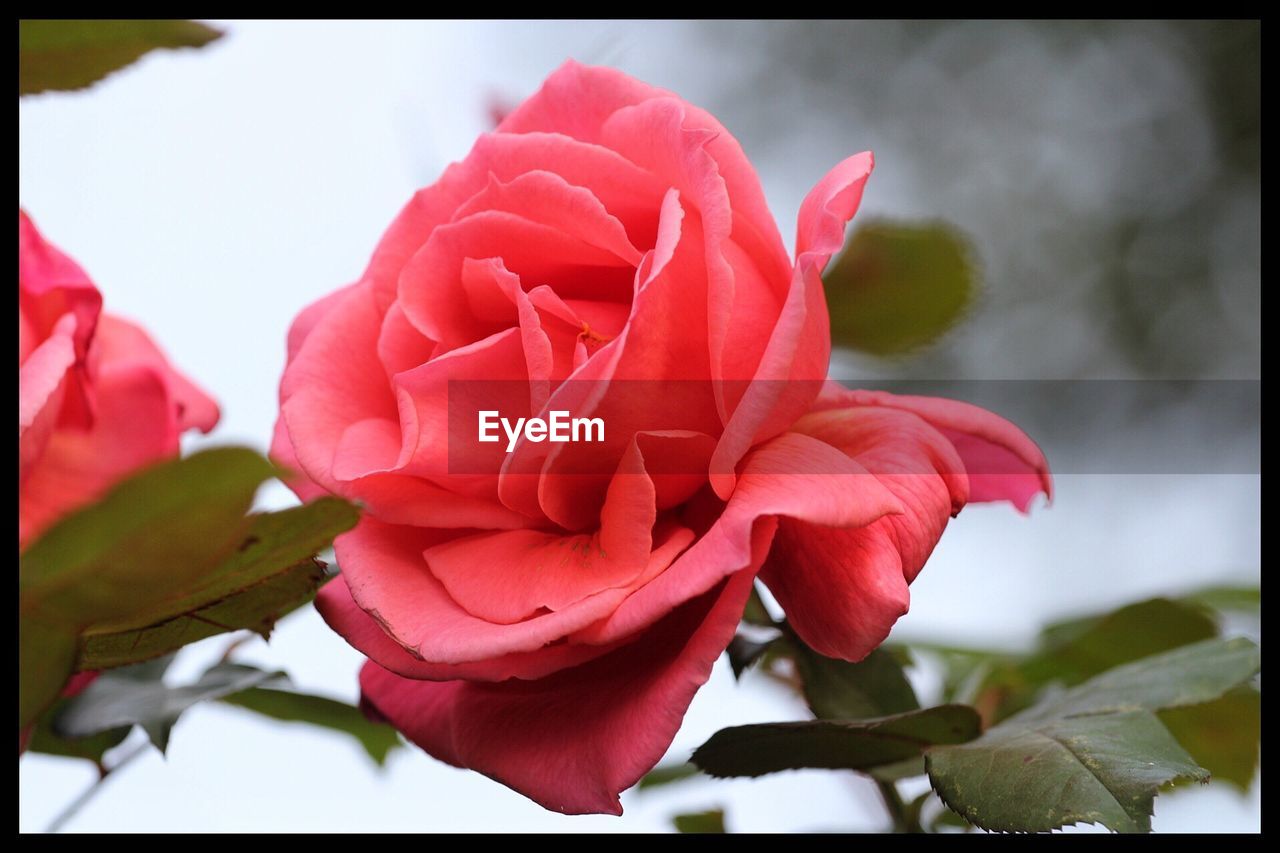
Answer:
[92,315,220,433]
[334,517,695,666]
[272,284,362,499]
[273,283,519,528]
[285,283,359,365]
[498,59,664,146]
[814,383,1053,511]
[278,282,411,502]
[361,63,660,316]
[19,314,77,482]
[359,564,759,815]
[759,406,969,661]
[316,576,619,682]
[18,211,102,364]
[19,212,103,434]
[19,313,218,510]
[330,432,899,673]
[709,153,874,499]
[269,415,329,503]
[18,364,176,546]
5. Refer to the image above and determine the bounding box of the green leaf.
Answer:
[824,219,977,356]
[1025,598,1218,687]
[78,498,358,669]
[926,638,1260,833]
[53,662,286,753]
[18,615,79,732]
[928,710,1205,833]
[893,641,1016,707]
[868,756,928,783]
[637,762,700,790]
[941,599,1236,725]
[727,634,776,680]
[18,449,356,736]
[672,809,726,833]
[1158,686,1261,790]
[1178,584,1260,618]
[18,448,273,730]
[19,19,222,96]
[20,447,274,627]
[218,687,401,766]
[80,561,328,670]
[1017,637,1259,722]
[793,644,919,720]
[692,705,981,779]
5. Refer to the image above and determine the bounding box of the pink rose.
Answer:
[273,62,1050,814]
[18,211,219,548]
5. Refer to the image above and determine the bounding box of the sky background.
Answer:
[19,20,1260,832]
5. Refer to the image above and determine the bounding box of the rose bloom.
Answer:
[273,62,1050,814]
[19,211,219,548]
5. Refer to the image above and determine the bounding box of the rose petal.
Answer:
[335,517,694,665]
[397,210,634,354]
[92,315,219,434]
[497,190,719,526]
[498,59,663,145]
[18,210,102,364]
[359,565,758,815]
[392,327,529,488]
[428,441,655,623]
[573,430,901,645]
[285,283,359,366]
[471,131,667,250]
[760,405,968,661]
[814,383,1053,511]
[364,126,669,315]
[280,283,399,492]
[19,364,176,546]
[278,283,529,528]
[501,62,789,283]
[597,98,738,402]
[709,153,874,498]
[316,576,618,682]
[270,415,343,504]
[19,314,77,482]
[376,302,438,378]
[452,170,641,266]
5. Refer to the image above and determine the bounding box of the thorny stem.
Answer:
[44,740,149,833]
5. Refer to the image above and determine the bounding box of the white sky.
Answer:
[19,20,1260,833]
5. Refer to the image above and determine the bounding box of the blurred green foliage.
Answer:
[19,20,221,96]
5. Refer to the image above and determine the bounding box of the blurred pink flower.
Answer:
[19,211,219,548]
